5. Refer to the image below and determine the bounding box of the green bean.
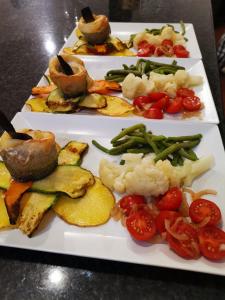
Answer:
[127,132,145,138]
[177,155,184,166]
[127,147,151,154]
[120,159,125,165]
[109,139,137,155]
[167,134,202,142]
[106,69,141,76]
[178,148,198,161]
[111,137,130,146]
[187,149,198,160]
[123,64,129,70]
[106,76,125,83]
[92,140,110,153]
[171,153,180,166]
[154,140,200,162]
[153,67,181,75]
[145,132,160,154]
[111,124,146,143]
[151,135,166,142]
[180,20,186,35]
[105,74,125,80]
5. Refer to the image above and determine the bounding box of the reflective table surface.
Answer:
[0,0,225,299]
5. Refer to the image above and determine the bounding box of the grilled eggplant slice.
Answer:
[54,177,115,226]
[58,141,88,166]
[31,166,95,198]
[78,93,106,109]
[17,192,57,237]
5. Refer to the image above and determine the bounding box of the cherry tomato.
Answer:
[165,97,183,114]
[155,210,181,233]
[182,96,201,112]
[133,96,152,110]
[167,219,200,259]
[147,92,166,102]
[119,195,146,216]
[198,226,225,260]
[154,46,165,56]
[173,45,189,58]
[151,96,170,110]
[189,199,221,226]
[176,88,195,98]
[126,209,156,241]
[143,108,164,119]
[161,39,173,47]
[155,187,182,211]
[137,42,156,57]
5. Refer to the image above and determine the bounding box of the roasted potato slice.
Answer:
[31,166,95,198]
[53,177,115,226]
[78,94,106,109]
[97,95,134,116]
[26,98,51,113]
[0,162,11,190]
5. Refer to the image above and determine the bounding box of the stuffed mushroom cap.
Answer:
[78,14,110,45]
[49,54,93,97]
[0,130,58,182]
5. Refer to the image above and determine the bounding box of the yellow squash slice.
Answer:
[26,97,51,113]
[97,95,134,116]
[0,189,10,228]
[0,162,11,190]
[53,177,115,226]
[58,141,88,166]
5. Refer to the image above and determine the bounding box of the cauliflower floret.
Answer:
[187,75,203,87]
[149,72,174,91]
[122,74,154,100]
[164,82,177,97]
[99,159,122,191]
[174,70,189,87]
[133,32,161,49]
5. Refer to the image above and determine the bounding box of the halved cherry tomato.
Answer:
[176,88,195,98]
[155,210,181,233]
[133,96,152,110]
[198,226,225,260]
[155,187,182,211]
[189,199,221,226]
[165,97,183,114]
[119,195,146,216]
[151,96,170,110]
[154,46,165,56]
[147,92,166,102]
[182,96,201,112]
[126,209,156,241]
[137,42,156,57]
[167,219,200,259]
[173,45,189,58]
[161,39,173,47]
[143,108,163,119]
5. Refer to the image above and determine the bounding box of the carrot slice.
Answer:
[4,180,32,224]
[32,85,56,95]
[88,80,121,94]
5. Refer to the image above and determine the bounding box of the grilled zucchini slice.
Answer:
[31,166,94,198]
[58,141,88,166]
[17,192,57,237]
[47,88,81,113]
[0,189,10,228]
[78,93,106,109]
[0,162,11,190]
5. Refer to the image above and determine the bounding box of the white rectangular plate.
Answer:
[64,22,202,59]
[23,57,219,124]
[1,112,225,276]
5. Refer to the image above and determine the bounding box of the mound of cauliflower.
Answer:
[99,153,214,197]
[133,25,186,50]
[122,70,203,100]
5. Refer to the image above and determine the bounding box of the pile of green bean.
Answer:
[92,124,202,166]
[105,59,185,82]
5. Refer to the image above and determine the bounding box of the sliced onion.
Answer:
[165,219,189,241]
[193,189,217,201]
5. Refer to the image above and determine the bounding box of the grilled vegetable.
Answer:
[47,88,81,113]
[0,161,11,189]
[0,189,10,228]
[26,97,51,113]
[54,177,115,226]
[97,95,133,116]
[31,166,95,198]
[0,130,58,182]
[78,93,106,109]
[58,141,88,166]
[17,192,57,237]
[4,180,32,224]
